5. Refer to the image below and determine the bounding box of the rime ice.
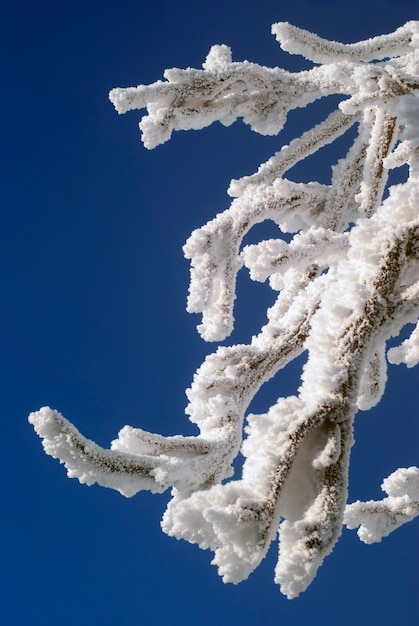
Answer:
[30,22,419,599]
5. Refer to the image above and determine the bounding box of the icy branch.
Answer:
[344,467,419,543]
[31,22,419,599]
[272,21,419,63]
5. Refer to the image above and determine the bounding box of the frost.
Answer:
[31,22,418,599]
[202,44,233,70]
[388,321,419,367]
[344,467,419,543]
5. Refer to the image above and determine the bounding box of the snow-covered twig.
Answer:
[30,22,419,598]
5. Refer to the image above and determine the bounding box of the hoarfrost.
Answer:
[30,21,418,598]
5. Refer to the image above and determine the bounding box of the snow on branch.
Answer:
[344,467,419,543]
[272,21,419,64]
[30,22,419,598]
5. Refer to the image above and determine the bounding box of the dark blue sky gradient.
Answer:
[2,1,418,624]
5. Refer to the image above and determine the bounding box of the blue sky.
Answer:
[2,1,418,624]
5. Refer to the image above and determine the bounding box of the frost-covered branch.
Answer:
[272,21,419,63]
[30,22,419,598]
[344,467,419,543]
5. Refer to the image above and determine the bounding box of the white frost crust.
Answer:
[395,93,419,145]
[183,179,327,340]
[242,227,348,286]
[272,421,351,599]
[228,110,359,198]
[344,467,419,543]
[29,407,230,496]
[299,177,419,412]
[29,407,165,497]
[202,44,233,70]
[388,321,419,367]
[162,482,274,584]
[109,33,419,150]
[272,21,419,64]
[31,22,419,599]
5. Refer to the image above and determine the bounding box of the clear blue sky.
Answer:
[2,1,418,624]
